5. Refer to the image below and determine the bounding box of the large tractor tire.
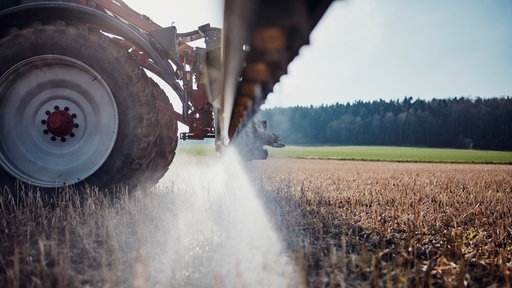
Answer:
[143,78,178,185]
[0,22,178,191]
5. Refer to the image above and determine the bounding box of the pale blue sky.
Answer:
[126,0,512,107]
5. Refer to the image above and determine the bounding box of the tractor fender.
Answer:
[0,2,181,94]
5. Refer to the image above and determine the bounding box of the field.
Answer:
[177,144,512,164]
[0,153,511,287]
[250,158,512,287]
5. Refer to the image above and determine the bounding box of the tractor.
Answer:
[0,0,333,191]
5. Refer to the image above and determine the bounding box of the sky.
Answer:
[124,0,512,107]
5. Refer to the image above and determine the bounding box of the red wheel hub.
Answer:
[47,110,74,137]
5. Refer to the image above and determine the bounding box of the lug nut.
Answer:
[43,129,49,134]
[64,107,69,112]
[51,136,56,141]
[70,132,75,137]
[45,111,51,116]
[41,119,47,125]
[54,105,60,110]
[71,113,77,119]
[61,137,66,142]
[73,123,79,128]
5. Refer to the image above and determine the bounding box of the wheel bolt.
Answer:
[70,132,75,137]
[51,136,56,141]
[64,107,70,112]
[43,129,49,134]
[54,105,60,110]
[45,110,51,116]
[61,137,66,142]
[71,113,77,119]
[74,123,79,128]
[41,119,47,125]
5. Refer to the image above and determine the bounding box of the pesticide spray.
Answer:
[135,147,297,287]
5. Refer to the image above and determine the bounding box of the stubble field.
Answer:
[250,158,512,287]
[0,154,511,287]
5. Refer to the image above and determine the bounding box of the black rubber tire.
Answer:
[0,22,176,191]
[141,79,179,186]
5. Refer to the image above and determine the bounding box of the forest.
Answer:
[258,97,512,151]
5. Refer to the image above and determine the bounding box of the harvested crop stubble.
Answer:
[0,156,511,287]
[249,158,512,287]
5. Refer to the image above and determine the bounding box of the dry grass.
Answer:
[0,156,511,287]
[250,159,512,287]
[0,184,197,287]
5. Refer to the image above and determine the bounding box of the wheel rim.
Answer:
[0,55,118,187]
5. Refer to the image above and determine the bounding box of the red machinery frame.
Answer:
[85,0,217,140]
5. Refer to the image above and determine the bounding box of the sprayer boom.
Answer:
[208,0,334,158]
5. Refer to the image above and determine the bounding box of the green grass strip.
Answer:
[268,146,512,164]
[177,143,216,156]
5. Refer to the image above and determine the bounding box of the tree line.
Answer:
[258,97,512,151]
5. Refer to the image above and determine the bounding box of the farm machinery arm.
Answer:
[0,0,333,189]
